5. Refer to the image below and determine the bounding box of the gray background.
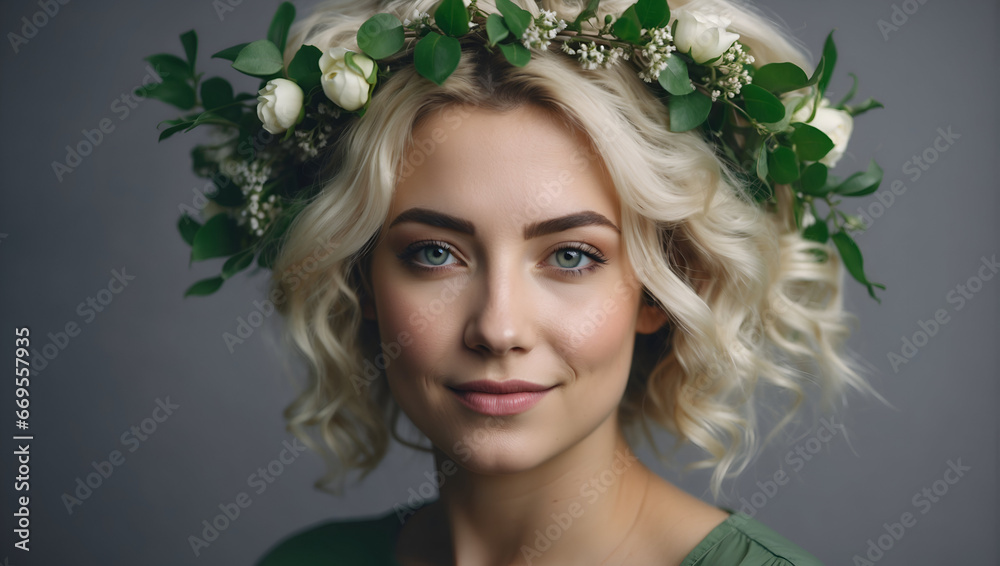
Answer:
[1,0,996,564]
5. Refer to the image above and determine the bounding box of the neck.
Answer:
[429,416,652,566]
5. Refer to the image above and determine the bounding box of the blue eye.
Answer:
[398,240,608,277]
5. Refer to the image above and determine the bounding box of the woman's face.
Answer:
[365,103,667,474]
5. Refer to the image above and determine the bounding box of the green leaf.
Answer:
[232,40,284,77]
[755,143,769,183]
[414,32,462,86]
[832,230,885,301]
[635,0,669,29]
[767,146,799,184]
[178,214,201,246]
[496,0,532,38]
[790,123,835,162]
[566,0,601,33]
[752,62,808,94]
[499,41,531,66]
[212,43,250,62]
[435,0,470,37]
[818,31,837,96]
[358,13,406,59]
[658,56,694,95]
[611,5,642,43]
[845,98,884,118]
[288,45,323,93]
[834,159,883,196]
[222,250,255,279]
[200,77,234,109]
[761,94,807,134]
[184,276,225,297]
[158,121,194,142]
[180,30,198,69]
[799,162,829,195]
[267,2,296,53]
[486,13,510,46]
[668,91,712,132]
[145,54,191,81]
[191,214,243,261]
[805,55,825,88]
[741,84,785,123]
[803,219,829,243]
[142,77,197,110]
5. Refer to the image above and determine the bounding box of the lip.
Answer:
[448,380,556,416]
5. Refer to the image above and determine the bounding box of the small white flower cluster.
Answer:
[560,41,628,71]
[402,8,431,28]
[222,159,280,237]
[637,26,676,82]
[708,42,755,102]
[522,10,567,50]
[285,104,337,161]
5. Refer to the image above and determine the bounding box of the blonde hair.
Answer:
[270,0,873,496]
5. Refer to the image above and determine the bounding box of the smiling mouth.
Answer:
[447,380,557,416]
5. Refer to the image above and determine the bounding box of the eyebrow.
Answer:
[388,207,621,239]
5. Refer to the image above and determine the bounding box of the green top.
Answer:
[257,503,823,566]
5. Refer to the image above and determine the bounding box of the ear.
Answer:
[635,293,669,335]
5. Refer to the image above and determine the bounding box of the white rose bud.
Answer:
[256,78,304,135]
[672,10,741,65]
[792,97,854,168]
[319,47,376,112]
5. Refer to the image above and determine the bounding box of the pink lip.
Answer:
[448,380,555,416]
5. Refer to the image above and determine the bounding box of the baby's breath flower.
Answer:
[522,9,568,50]
[637,26,676,82]
[707,41,754,100]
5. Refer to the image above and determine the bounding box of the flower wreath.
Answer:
[146,0,886,300]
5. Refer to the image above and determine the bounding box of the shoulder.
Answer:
[680,512,825,566]
[255,508,403,566]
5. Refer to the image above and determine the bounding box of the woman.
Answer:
[243,0,873,563]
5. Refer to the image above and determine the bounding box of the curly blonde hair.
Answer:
[269,0,872,496]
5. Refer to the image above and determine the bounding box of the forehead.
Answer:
[392,104,619,226]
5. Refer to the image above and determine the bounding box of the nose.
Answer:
[463,261,535,356]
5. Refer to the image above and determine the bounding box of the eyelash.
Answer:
[397,240,609,278]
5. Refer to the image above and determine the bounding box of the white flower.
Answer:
[256,78,304,135]
[671,9,741,65]
[319,47,376,112]
[792,97,854,168]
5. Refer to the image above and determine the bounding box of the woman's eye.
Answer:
[400,241,607,276]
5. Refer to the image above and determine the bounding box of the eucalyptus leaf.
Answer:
[611,5,642,43]
[486,13,510,46]
[142,78,197,110]
[414,32,462,86]
[222,250,255,279]
[288,45,323,92]
[755,143,769,183]
[668,91,711,132]
[496,0,532,38]
[178,214,201,246]
[180,30,198,70]
[834,159,883,196]
[658,56,694,95]
[741,84,785,123]
[267,2,296,53]
[435,0,470,37]
[752,62,808,94]
[818,31,837,96]
[191,214,243,261]
[200,77,234,109]
[212,43,250,62]
[635,0,669,29]
[358,13,405,59]
[184,276,225,298]
[767,146,799,184]
[232,40,284,77]
[499,41,531,66]
[790,123,834,162]
[803,219,829,243]
[145,54,191,81]
[832,230,885,301]
[799,162,829,195]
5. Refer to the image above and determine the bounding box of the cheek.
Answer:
[558,288,639,370]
